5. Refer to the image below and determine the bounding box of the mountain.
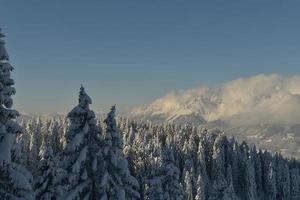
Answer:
[130,74,300,159]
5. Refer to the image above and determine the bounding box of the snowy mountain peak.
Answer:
[130,74,300,159]
[130,74,300,126]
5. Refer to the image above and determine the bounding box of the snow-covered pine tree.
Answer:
[35,140,58,200]
[238,141,249,196]
[245,158,257,200]
[209,135,227,200]
[29,119,40,173]
[290,168,300,200]
[102,105,140,199]
[231,141,240,194]
[49,120,61,155]
[127,125,136,146]
[59,86,104,199]
[14,120,30,167]
[196,139,209,199]
[266,162,276,200]
[144,177,164,200]
[35,118,43,149]
[0,28,34,200]
[222,165,238,200]
[209,134,239,200]
[280,164,291,200]
[251,147,263,195]
[144,166,164,200]
[261,150,272,194]
[195,174,205,200]
[183,170,194,200]
[274,155,291,200]
[160,149,184,200]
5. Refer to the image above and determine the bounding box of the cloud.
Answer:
[218,74,300,125]
[133,74,300,126]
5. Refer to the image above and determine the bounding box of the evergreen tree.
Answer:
[222,165,238,200]
[49,120,61,155]
[275,156,290,200]
[59,86,104,199]
[245,158,257,200]
[209,135,227,200]
[35,140,58,200]
[183,170,193,200]
[0,28,34,200]
[102,105,140,199]
[281,164,291,200]
[144,167,164,200]
[29,120,39,172]
[196,139,209,199]
[195,174,206,200]
[160,149,184,200]
[252,148,263,195]
[209,136,238,200]
[15,120,30,167]
[290,168,300,200]
[266,163,276,200]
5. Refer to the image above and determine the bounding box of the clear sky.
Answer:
[1,0,300,114]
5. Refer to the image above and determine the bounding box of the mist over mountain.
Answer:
[130,74,300,158]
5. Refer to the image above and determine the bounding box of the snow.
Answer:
[9,164,33,191]
[68,105,86,118]
[130,74,300,125]
[1,62,14,70]
[130,74,300,159]
[60,180,90,200]
[1,27,299,199]
[0,128,15,163]
[72,145,88,174]
[65,123,89,153]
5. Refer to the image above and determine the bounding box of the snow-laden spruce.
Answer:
[35,140,59,199]
[0,28,34,200]
[101,105,140,199]
[58,86,104,199]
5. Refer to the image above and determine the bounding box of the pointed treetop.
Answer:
[110,104,116,114]
[78,85,92,108]
[105,104,116,120]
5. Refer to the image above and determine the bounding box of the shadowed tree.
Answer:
[0,28,34,200]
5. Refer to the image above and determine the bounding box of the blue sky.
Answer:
[1,0,300,113]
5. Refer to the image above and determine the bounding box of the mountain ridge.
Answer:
[130,74,300,159]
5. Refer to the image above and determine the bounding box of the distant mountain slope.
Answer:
[130,74,300,159]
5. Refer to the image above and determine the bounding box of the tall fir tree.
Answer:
[183,170,194,200]
[102,105,140,199]
[245,158,257,200]
[0,28,34,200]
[160,149,184,200]
[144,170,164,200]
[35,140,58,200]
[59,86,104,199]
[266,163,276,200]
[290,168,300,200]
[29,119,39,173]
[195,174,206,200]
[209,135,227,200]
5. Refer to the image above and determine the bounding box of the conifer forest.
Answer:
[0,28,299,200]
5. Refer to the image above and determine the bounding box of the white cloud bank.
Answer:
[132,74,300,126]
